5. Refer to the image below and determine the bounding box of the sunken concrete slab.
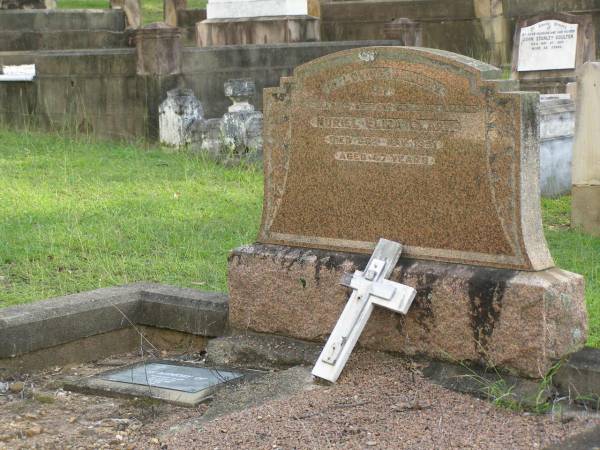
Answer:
[205,331,322,370]
[0,327,207,378]
[554,347,600,404]
[543,424,600,450]
[422,360,551,409]
[0,283,228,360]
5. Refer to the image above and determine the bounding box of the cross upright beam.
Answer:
[312,238,416,383]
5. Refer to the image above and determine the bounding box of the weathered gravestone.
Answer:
[197,0,320,46]
[0,0,54,9]
[228,46,588,378]
[572,62,600,237]
[512,13,596,94]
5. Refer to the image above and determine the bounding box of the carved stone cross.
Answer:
[312,239,416,383]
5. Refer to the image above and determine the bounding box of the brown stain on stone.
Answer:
[397,262,436,334]
[467,268,516,356]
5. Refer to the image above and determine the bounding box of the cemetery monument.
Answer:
[512,13,596,93]
[196,0,320,46]
[228,46,588,378]
[572,62,600,236]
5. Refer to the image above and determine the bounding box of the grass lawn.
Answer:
[0,130,262,307]
[1,129,599,347]
[57,0,207,25]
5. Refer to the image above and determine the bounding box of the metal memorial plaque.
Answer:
[101,362,243,393]
[65,361,247,407]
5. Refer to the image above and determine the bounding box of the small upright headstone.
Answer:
[0,0,54,9]
[221,79,263,157]
[159,88,204,147]
[197,79,263,161]
[164,0,186,26]
[539,94,575,197]
[512,13,596,93]
[572,62,600,236]
[383,18,422,46]
[196,0,320,46]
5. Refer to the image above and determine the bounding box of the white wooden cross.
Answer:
[312,238,416,383]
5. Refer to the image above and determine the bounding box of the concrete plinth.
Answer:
[196,15,320,47]
[228,244,588,378]
[572,185,600,236]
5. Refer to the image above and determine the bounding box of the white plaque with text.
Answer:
[517,20,578,72]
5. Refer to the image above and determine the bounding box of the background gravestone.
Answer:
[196,0,320,46]
[0,0,54,9]
[511,13,596,93]
[228,46,587,378]
[572,62,600,236]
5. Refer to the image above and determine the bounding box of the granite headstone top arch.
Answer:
[258,46,554,271]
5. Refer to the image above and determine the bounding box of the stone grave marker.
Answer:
[572,62,600,236]
[65,361,245,407]
[259,46,551,271]
[0,0,54,9]
[164,0,186,26]
[512,13,595,93]
[197,0,320,46]
[228,46,588,378]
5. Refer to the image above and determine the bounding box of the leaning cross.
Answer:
[312,238,416,383]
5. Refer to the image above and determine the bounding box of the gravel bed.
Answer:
[159,350,599,449]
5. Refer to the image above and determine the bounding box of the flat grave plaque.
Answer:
[101,362,243,393]
[65,361,246,407]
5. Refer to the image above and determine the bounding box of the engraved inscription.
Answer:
[301,100,480,114]
[325,135,443,150]
[518,20,578,71]
[322,68,447,96]
[334,151,435,166]
[310,116,460,132]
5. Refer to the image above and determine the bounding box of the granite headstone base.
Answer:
[228,243,588,379]
[572,185,600,237]
[196,15,320,47]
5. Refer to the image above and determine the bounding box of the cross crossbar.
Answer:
[312,238,417,383]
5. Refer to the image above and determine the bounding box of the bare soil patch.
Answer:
[0,350,598,449]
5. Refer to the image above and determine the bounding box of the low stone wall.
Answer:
[0,49,146,140]
[0,9,129,51]
[0,40,399,141]
[320,0,600,66]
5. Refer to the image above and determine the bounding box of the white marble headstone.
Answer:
[206,0,307,20]
[517,20,578,72]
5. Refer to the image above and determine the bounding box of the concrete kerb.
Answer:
[0,283,228,360]
[4,281,600,415]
